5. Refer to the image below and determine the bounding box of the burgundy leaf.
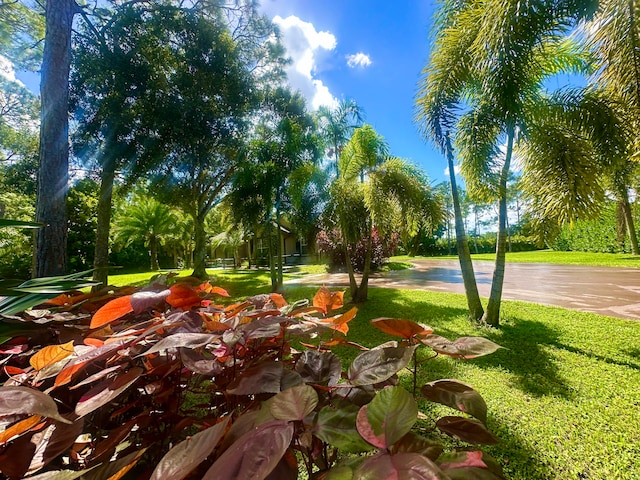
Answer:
[355,452,447,479]
[0,386,71,424]
[347,346,416,386]
[269,385,318,421]
[142,333,217,356]
[202,420,294,480]
[130,289,171,314]
[294,350,341,386]
[75,367,142,418]
[150,417,230,480]
[436,417,498,445]
[26,417,85,475]
[421,379,488,424]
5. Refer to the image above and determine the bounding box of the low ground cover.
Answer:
[397,249,640,268]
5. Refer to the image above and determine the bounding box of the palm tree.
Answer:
[113,195,179,271]
[418,0,596,326]
[317,99,365,175]
[328,125,443,303]
[581,0,640,254]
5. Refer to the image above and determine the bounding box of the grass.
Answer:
[108,267,640,479]
[394,250,640,268]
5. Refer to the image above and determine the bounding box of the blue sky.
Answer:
[259,0,445,182]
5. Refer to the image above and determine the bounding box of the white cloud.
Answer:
[0,55,24,86]
[346,52,372,68]
[273,15,338,110]
[444,165,461,177]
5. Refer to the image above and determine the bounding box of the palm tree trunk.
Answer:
[92,157,115,288]
[341,228,359,301]
[191,211,208,279]
[620,189,640,255]
[482,126,514,327]
[445,135,484,322]
[355,233,373,303]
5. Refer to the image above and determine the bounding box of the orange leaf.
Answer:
[90,296,133,329]
[371,318,434,339]
[29,341,74,371]
[84,338,104,347]
[331,307,358,325]
[0,415,43,445]
[224,301,251,317]
[167,284,202,310]
[54,362,85,388]
[211,286,230,297]
[313,286,344,314]
[196,281,213,293]
[44,293,73,306]
[3,366,25,376]
[291,306,324,317]
[269,293,287,308]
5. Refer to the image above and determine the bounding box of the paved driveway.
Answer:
[285,259,640,320]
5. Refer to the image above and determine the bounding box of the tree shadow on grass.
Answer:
[472,318,574,399]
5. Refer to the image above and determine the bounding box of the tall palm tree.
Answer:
[582,0,640,254]
[418,0,596,326]
[328,125,443,303]
[317,99,365,175]
[113,195,179,271]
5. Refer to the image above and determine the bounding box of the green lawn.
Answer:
[108,267,640,479]
[395,249,640,268]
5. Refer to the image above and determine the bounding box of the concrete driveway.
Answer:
[285,259,640,321]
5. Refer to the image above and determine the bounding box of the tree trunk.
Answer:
[267,224,277,291]
[354,233,373,303]
[482,126,514,327]
[92,157,116,288]
[342,228,359,301]
[620,189,640,255]
[34,0,77,277]
[276,204,284,289]
[149,235,159,271]
[191,211,208,278]
[445,135,484,322]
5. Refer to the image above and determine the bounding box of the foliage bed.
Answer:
[0,276,503,479]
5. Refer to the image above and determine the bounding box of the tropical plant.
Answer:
[576,0,640,254]
[316,98,365,174]
[0,280,503,479]
[417,0,597,326]
[112,195,179,272]
[326,126,442,303]
[228,87,322,290]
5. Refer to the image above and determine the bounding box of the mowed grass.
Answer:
[109,267,640,479]
[395,249,640,268]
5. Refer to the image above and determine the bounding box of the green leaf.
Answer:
[150,417,230,480]
[421,379,488,424]
[357,386,418,449]
[0,219,43,229]
[314,405,374,453]
[270,385,318,421]
[347,346,416,386]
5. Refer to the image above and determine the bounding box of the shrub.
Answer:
[0,279,503,479]
[317,228,399,272]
